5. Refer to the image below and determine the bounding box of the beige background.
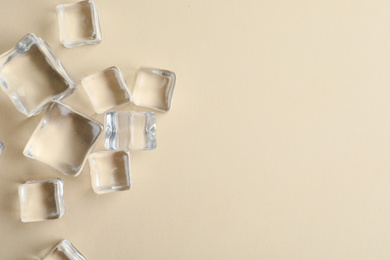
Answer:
[0,0,390,259]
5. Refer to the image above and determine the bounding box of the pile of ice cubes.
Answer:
[0,0,176,258]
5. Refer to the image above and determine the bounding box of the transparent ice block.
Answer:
[88,151,131,194]
[0,34,76,117]
[132,67,176,112]
[56,0,102,48]
[0,141,4,157]
[24,102,103,176]
[81,66,131,114]
[43,239,86,260]
[18,178,65,223]
[105,111,156,151]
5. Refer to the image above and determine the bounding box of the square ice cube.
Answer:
[43,239,86,260]
[88,151,131,194]
[56,0,102,48]
[23,102,103,176]
[0,141,4,157]
[81,66,131,114]
[105,111,156,151]
[18,178,65,223]
[0,34,76,117]
[132,67,176,112]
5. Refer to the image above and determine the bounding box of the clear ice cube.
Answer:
[0,141,4,157]
[81,66,131,114]
[0,34,76,117]
[23,102,103,176]
[18,178,65,223]
[88,151,131,194]
[105,111,156,151]
[132,67,176,112]
[43,239,86,260]
[56,0,102,48]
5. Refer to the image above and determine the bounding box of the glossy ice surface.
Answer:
[0,34,76,117]
[82,66,131,114]
[88,151,131,194]
[105,111,156,151]
[132,67,176,112]
[56,0,102,48]
[0,141,4,157]
[43,239,86,260]
[18,178,65,223]
[23,102,103,176]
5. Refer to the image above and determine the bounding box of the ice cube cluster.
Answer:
[0,0,176,258]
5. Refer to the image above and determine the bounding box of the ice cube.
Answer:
[23,102,103,176]
[56,0,102,48]
[18,178,65,223]
[0,141,4,157]
[105,111,156,151]
[88,151,131,194]
[132,67,176,112]
[81,66,131,114]
[43,239,86,260]
[0,34,76,117]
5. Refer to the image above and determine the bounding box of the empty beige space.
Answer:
[0,0,390,259]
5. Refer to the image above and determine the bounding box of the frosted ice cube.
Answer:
[18,178,65,223]
[105,111,156,151]
[88,151,131,194]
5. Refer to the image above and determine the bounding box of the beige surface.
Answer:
[0,0,390,259]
